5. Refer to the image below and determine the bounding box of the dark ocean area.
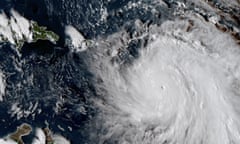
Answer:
[0,0,239,144]
[0,0,169,143]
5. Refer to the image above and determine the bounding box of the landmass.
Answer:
[0,9,59,49]
[43,127,54,144]
[31,21,59,44]
[9,123,32,144]
[8,123,56,144]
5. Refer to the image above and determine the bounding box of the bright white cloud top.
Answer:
[0,9,59,48]
[0,72,5,102]
[87,14,240,143]
[65,25,88,52]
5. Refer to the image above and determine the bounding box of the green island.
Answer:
[31,21,59,44]
[0,20,59,49]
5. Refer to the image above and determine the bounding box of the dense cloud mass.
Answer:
[0,0,239,144]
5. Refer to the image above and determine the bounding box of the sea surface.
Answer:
[0,0,240,144]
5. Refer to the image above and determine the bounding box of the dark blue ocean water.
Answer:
[0,0,173,143]
[0,0,239,143]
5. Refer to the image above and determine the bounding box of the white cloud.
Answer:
[32,128,46,144]
[0,139,17,144]
[10,9,32,41]
[0,10,33,45]
[0,72,5,102]
[53,135,71,144]
[65,25,88,52]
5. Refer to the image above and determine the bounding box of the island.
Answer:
[8,123,57,144]
[0,10,59,49]
[31,21,59,44]
[9,123,32,144]
[43,127,54,144]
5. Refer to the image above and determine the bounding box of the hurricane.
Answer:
[84,15,240,143]
[0,0,240,144]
